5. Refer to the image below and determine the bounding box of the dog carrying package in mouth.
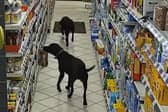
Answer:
[38,50,48,67]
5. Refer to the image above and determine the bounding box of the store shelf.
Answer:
[116,8,128,21]
[126,34,146,63]
[5,12,26,30]
[7,71,23,80]
[107,14,145,63]
[5,0,38,31]
[104,90,110,112]
[109,15,123,38]
[142,75,168,112]
[144,21,168,52]
[102,18,114,44]
[134,81,145,102]
[121,0,168,53]
[140,104,145,112]
[143,45,168,86]
[6,52,22,57]
[121,0,129,6]
[14,97,21,112]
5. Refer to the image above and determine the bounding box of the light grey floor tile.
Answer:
[54,92,79,103]
[34,92,50,102]
[39,97,64,108]
[36,82,52,91]
[41,108,59,112]
[31,103,48,112]
[65,96,95,109]
[87,84,103,92]
[77,104,107,112]
[86,93,105,103]
[38,86,64,96]
[38,73,52,82]
[53,103,80,112]
[41,78,57,86]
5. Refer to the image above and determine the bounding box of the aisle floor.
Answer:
[31,1,107,112]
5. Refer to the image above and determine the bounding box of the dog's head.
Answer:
[43,43,63,56]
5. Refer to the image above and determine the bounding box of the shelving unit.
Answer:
[91,0,168,112]
[3,0,55,111]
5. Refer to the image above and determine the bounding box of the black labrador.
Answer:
[43,43,95,105]
[59,16,75,47]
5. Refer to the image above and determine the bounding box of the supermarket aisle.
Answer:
[31,1,107,112]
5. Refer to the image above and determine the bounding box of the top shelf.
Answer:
[5,0,37,30]
[5,12,26,30]
[121,0,168,52]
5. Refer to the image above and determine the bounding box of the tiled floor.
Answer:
[31,1,107,112]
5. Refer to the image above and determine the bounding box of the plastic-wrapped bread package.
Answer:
[153,3,168,30]
[165,12,168,30]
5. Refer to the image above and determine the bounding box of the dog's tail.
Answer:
[86,65,96,72]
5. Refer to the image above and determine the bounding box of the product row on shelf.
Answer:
[90,0,168,112]
[4,0,55,112]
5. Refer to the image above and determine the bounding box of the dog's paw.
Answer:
[57,88,62,92]
[83,101,87,105]
[67,94,72,98]
[65,86,70,91]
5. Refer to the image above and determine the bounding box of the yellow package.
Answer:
[156,78,168,105]
[136,32,145,49]
[5,11,11,24]
[113,100,126,112]
[11,9,21,24]
[144,93,153,112]
[163,59,168,73]
[107,79,117,92]
[95,39,105,55]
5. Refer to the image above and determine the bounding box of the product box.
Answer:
[165,12,168,30]
[38,50,48,67]
[154,4,168,30]
[144,93,153,112]
[5,31,21,52]
[155,78,168,105]
[132,52,142,81]
[91,29,99,42]
[11,9,21,24]
[5,11,11,24]
[163,59,168,73]
[143,0,159,17]
[113,100,126,112]
[135,32,145,50]
[125,80,140,111]
[111,0,119,9]
[107,79,117,92]
[95,39,105,55]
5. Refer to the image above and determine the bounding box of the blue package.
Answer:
[109,91,119,112]
[108,22,113,29]
[101,56,110,70]
[128,13,136,22]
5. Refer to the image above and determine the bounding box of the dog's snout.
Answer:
[43,46,48,51]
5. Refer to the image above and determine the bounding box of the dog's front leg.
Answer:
[65,31,69,47]
[57,72,64,92]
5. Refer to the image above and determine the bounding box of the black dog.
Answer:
[43,43,95,105]
[59,16,75,47]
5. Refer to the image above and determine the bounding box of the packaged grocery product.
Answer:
[153,4,168,30]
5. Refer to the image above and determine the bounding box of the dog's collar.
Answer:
[56,49,64,58]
